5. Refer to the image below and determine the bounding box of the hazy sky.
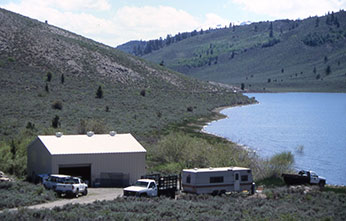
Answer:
[1,0,345,47]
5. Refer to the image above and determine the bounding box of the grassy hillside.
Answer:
[0,8,252,141]
[135,11,346,92]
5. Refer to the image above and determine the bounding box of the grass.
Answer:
[1,186,345,220]
[0,7,254,142]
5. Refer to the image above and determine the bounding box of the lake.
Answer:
[204,93,346,185]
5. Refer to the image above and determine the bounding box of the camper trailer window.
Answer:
[210,176,224,183]
[235,174,239,181]
[186,175,191,183]
[241,175,248,182]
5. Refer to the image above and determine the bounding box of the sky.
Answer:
[1,0,345,47]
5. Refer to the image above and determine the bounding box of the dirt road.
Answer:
[6,188,123,212]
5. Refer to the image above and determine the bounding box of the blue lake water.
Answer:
[204,93,346,185]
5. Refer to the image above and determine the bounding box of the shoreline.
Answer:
[201,102,258,137]
[199,102,259,154]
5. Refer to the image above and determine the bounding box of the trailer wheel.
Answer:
[170,191,176,199]
[211,190,219,196]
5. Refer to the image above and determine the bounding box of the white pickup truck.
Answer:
[55,177,88,198]
[123,174,177,198]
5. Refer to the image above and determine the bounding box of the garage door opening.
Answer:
[59,165,91,185]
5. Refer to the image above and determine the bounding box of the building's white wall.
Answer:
[51,152,146,185]
[27,138,52,178]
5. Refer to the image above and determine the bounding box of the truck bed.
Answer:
[141,174,178,198]
[282,173,310,185]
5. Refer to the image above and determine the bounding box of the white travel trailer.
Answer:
[181,167,255,195]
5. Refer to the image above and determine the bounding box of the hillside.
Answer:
[120,11,346,92]
[0,8,252,140]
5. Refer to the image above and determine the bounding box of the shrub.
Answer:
[0,179,57,210]
[147,132,254,174]
[26,122,35,130]
[316,74,321,80]
[0,134,34,177]
[51,101,63,110]
[187,106,193,112]
[78,119,108,134]
[268,151,294,177]
[140,89,146,97]
[262,38,280,48]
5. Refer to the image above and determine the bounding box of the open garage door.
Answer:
[59,165,91,185]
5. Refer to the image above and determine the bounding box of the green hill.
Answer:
[121,11,346,92]
[0,8,252,140]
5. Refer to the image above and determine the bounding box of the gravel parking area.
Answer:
[6,188,123,212]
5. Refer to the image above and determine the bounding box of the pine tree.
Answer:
[325,65,331,75]
[96,86,103,99]
[315,17,320,27]
[269,22,274,38]
[61,74,65,84]
[47,72,52,82]
[52,115,60,128]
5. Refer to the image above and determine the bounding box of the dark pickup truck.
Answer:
[282,170,326,187]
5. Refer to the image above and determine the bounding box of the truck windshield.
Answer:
[134,181,149,187]
[64,178,79,184]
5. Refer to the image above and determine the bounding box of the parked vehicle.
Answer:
[282,170,326,187]
[55,177,88,198]
[181,167,255,195]
[34,173,50,184]
[0,171,11,182]
[43,174,71,190]
[123,174,178,198]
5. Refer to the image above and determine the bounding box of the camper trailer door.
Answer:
[234,172,240,191]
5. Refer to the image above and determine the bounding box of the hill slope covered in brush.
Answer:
[119,11,346,92]
[0,8,252,139]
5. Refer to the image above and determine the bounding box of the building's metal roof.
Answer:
[38,133,146,155]
[182,167,250,173]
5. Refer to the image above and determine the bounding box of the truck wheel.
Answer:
[83,188,88,196]
[319,181,325,188]
[218,190,226,196]
[75,189,79,198]
[140,193,147,197]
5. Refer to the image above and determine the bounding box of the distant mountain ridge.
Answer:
[118,11,346,92]
[0,8,251,138]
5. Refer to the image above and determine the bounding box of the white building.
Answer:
[27,132,146,187]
